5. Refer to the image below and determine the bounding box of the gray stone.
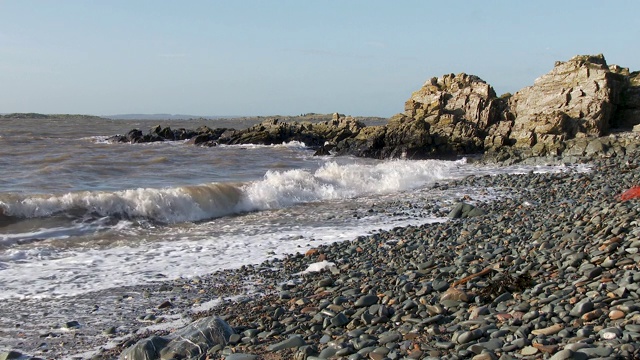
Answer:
[569,300,593,317]
[549,349,588,360]
[432,280,450,292]
[354,294,378,307]
[331,313,349,327]
[267,335,306,351]
[457,329,484,344]
[120,336,170,360]
[120,316,234,360]
[224,354,259,360]
[0,351,22,360]
[576,347,613,357]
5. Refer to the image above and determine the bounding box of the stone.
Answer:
[0,351,22,360]
[569,300,593,317]
[520,346,539,356]
[432,280,450,292]
[120,336,170,360]
[457,329,484,344]
[531,324,564,336]
[609,309,625,320]
[355,294,379,307]
[224,354,259,360]
[267,335,306,351]
[331,313,349,327]
[440,287,469,302]
[549,349,588,360]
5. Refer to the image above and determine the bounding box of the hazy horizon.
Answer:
[1,1,639,117]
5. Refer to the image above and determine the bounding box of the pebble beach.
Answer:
[3,144,640,360]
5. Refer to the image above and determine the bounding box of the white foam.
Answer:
[298,260,336,275]
[219,140,309,150]
[0,209,446,300]
[0,183,243,226]
[238,159,461,211]
[0,159,587,300]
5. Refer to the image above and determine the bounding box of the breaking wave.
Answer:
[0,159,463,230]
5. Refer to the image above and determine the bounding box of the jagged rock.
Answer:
[448,202,487,219]
[0,351,23,360]
[120,316,234,360]
[127,129,143,143]
[381,114,433,158]
[404,73,501,155]
[615,71,640,128]
[219,118,324,147]
[509,54,627,148]
[120,336,169,360]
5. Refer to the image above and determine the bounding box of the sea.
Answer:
[0,117,578,301]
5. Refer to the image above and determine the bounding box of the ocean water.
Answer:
[0,117,575,300]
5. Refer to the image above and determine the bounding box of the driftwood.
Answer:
[452,265,495,287]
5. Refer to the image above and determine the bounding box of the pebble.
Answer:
[531,324,563,336]
[520,346,538,356]
[267,335,306,351]
[355,295,379,307]
[608,309,625,319]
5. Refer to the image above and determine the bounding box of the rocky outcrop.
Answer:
[108,126,216,144]
[508,54,628,150]
[614,70,640,128]
[219,116,364,148]
[332,74,503,159]
[110,54,640,162]
[404,73,501,154]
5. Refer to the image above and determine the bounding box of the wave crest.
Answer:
[0,159,462,225]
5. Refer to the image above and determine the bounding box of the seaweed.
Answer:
[477,272,533,301]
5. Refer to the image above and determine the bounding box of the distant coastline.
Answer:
[0,112,388,124]
[0,113,106,120]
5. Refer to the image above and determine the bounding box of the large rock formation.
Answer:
[110,54,640,162]
[404,73,501,154]
[332,73,504,159]
[614,70,640,129]
[508,54,628,151]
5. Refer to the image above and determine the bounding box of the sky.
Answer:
[0,1,638,117]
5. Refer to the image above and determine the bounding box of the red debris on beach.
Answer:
[619,186,640,201]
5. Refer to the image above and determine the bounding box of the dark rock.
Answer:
[267,335,306,351]
[120,336,169,360]
[354,294,378,307]
[120,316,234,360]
[448,202,487,219]
[157,300,172,309]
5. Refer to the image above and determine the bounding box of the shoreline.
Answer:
[2,149,640,359]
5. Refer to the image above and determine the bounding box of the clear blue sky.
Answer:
[1,1,638,117]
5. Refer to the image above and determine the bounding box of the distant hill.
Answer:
[104,114,236,120]
[0,112,389,126]
[0,113,106,120]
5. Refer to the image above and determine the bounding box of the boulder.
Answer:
[508,54,627,148]
[448,202,487,219]
[333,125,387,158]
[218,116,363,149]
[614,70,640,128]
[120,316,234,360]
[403,73,501,156]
